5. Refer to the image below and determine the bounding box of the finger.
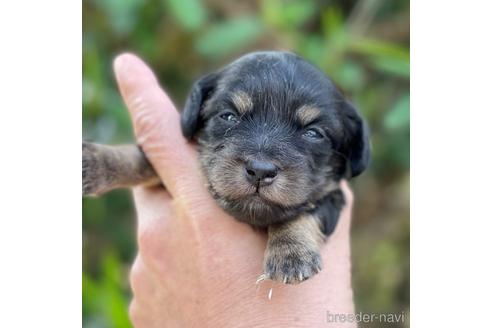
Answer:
[133,185,172,229]
[129,255,160,305]
[133,186,174,274]
[335,179,354,236]
[113,53,207,200]
[128,299,153,328]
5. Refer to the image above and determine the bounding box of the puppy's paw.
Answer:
[82,142,108,196]
[263,242,322,284]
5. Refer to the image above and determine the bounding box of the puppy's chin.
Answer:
[211,186,309,227]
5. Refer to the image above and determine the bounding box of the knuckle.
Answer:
[128,300,144,327]
[136,225,169,275]
[137,225,160,259]
[129,258,145,295]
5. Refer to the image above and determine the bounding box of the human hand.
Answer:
[114,53,356,328]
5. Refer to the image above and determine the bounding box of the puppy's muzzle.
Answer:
[244,159,279,187]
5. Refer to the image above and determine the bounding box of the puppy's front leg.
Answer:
[264,215,324,284]
[83,142,160,196]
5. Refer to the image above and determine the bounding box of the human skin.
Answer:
[113,53,356,328]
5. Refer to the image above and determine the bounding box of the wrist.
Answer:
[206,274,354,328]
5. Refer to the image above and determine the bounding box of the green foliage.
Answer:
[165,0,207,31]
[196,16,263,59]
[261,0,316,29]
[351,38,410,78]
[385,93,410,131]
[83,253,132,328]
[98,0,144,35]
[83,0,410,326]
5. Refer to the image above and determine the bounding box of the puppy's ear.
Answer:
[341,101,371,178]
[181,72,220,139]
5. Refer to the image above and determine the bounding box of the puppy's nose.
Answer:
[245,160,278,185]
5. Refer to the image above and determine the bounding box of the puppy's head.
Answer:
[181,51,370,226]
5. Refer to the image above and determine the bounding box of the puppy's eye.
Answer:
[219,112,239,123]
[303,128,324,140]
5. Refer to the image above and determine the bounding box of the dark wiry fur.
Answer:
[184,52,369,228]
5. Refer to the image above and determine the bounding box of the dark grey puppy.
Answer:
[83,51,370,284]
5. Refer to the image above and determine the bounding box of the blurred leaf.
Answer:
[299,36,325,66]
[385,93,410,130]
[82,273,99,316]
[350,38,409,61]
[101,252,122,284]
[321,6,344,37]
[83,253,132,328]
[337,61,365,90]
[350,39,409,78]
[261,0,316,30]
[318,7,350,72]
[82,197,106,225]
[165,0,207,31]
[196,17,263,58]
[101,253,132,328]
[96,0,143,35]
[371,57,410,78]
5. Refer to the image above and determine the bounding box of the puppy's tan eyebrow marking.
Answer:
[297,105,321,125]
[230,91,253,114]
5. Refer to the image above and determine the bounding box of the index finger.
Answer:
[113,53,208,200]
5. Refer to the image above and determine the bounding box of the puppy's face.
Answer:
[181,52,370,226]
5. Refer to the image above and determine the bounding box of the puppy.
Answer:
[83,51,370,284]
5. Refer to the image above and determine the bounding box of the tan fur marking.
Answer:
[296,105,321,125]
[264,214,324,284]
[231,91,253,114]
[269,214,324,247]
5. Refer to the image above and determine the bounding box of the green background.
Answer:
[83,0,409,327]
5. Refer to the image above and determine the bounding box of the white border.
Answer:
[0,1,81,327]
[411,0,492,326]
[1,0,492,326]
